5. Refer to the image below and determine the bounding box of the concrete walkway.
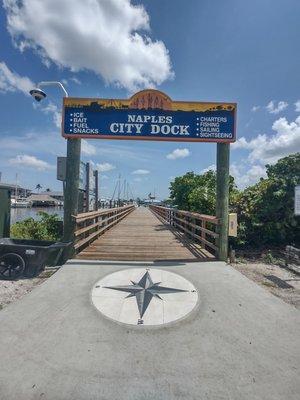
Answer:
[0,260,299,400]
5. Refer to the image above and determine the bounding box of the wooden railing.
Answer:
[74,205,135,252]
[150,205,220,255]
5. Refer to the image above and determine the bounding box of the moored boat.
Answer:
[11,198,30,208]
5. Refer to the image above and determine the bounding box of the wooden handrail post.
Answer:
[201,219,206,249]
[192,216,196,242]
[216,143,230,261]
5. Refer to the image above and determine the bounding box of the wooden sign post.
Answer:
[216,143,230,261]
[62,138,81,249]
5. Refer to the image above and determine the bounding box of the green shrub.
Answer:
[169,170,238,215]
[262,250,275,264]
[11,212,62,241]
[232,153,300,247]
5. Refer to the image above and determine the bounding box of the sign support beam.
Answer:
[63,138,81,253]
[0,186,12,238]
[216,143,230,261]
[94,170,99,210]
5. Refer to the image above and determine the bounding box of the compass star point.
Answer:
[104,270,188,319]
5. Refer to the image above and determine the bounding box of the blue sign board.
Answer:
[62,90,236,143]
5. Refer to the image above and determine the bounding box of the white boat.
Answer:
[11,198,30,208]
[10,173,30,208]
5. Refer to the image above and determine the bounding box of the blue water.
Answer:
[10,207,64,224]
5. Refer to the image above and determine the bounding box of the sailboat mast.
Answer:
[15,173,18,199]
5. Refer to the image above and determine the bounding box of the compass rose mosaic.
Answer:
[91,268,198,326]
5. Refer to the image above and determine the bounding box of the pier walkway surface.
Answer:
[0,260,299,399]
[77,206,213,261]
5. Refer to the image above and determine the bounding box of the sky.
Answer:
[0,0,299,200]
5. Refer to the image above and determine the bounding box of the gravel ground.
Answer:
[0,269,57,311]
[232,261,300,309]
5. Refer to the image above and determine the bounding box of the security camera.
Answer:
[29,88,47,102]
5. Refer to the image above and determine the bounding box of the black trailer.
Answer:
[0,238,71,280]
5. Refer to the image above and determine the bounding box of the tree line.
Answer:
[168,153,300,248]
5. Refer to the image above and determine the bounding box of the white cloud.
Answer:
[166,148,190,160]
[33,101,62,128]
[62,77,81,86]
[251,105,260,112]
[295,100,300,112]
[231,137,249,149]
[266,100,288,114]
[4,0,173,91]
[81,139,97,155]
[200,164,216,174]
[95,162,115,172]
[0,131,66,158]
[70,76,81,85]
[132,169,150,175]
[232,115,300,165]
[0,61,34,95]
[8,155,54,171]
[51,110,61,128]
[230,163,267,188]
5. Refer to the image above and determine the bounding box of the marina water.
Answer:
[10,207,64,225]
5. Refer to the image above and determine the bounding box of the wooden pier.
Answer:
[76,207,215,261]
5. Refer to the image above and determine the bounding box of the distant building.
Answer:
[39,191,64,202]
[27,194,61,207]
[0,183,31,198]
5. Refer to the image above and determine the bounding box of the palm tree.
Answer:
[35,184,42,193]
[46,188,51,192]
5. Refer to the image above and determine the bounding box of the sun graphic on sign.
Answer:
[129,89,173,111]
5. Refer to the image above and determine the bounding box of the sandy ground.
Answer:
[0,269,57,310]
[232,260,300,309]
